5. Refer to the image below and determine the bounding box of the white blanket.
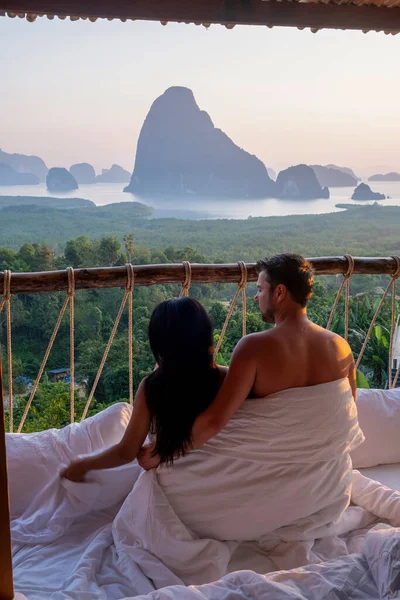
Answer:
[7,397,400,599]
[156,378,364,541]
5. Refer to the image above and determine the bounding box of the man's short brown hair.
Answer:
[257,253,314,308]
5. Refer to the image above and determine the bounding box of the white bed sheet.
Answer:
[8,403,400,600]
[360,462,400,492]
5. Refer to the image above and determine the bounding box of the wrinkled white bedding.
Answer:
[7,399,400,600]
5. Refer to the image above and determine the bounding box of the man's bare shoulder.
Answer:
[311,322,352,355]
[234,330,277,355]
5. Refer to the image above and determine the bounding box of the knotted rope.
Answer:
[213,261,247,360]
[355,256,400,371]
[18,267,76,432]
[0,270,13,431]
[127,263,134,405]
[67,268,75,422]
[388,256,400,388]
[326,255,355,341]
[81,263,135,421]
[179,261,192,297]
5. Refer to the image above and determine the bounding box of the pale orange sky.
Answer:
[1,17,399,178]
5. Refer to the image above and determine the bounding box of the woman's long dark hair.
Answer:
[145,297,220,465]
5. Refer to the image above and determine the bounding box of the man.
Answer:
[139,253,356,467]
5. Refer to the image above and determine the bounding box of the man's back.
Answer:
[248,319,355,399]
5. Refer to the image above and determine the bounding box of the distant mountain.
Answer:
[124,86,276,198]
[0,162,39,186]
[351,183,385,201]
[266,168,276,181]
[69,163,96,184]
[0,148,48,181]
[310,165,357,187]
[46,167,79,192]
[275,165,329,199]
[96,164,131,183]
[326,164,360,182]
[368,172,400,182]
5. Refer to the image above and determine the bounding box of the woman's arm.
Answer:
[190,337,257,448]
[62,379,151,482]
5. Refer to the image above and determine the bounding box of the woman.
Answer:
[62,297,226,482]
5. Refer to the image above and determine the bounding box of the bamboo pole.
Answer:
[0,257,398,296]
[1,0,400,35]
[0,347,14,600]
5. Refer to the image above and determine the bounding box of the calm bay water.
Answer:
[2,181,400,219]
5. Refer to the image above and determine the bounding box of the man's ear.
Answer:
[276,284,286,301]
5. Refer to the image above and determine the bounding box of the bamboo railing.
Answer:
[2,256,400,295]
[1,255,400,599]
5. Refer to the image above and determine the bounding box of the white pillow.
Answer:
[351,388,400,468]
[6,402,132,518]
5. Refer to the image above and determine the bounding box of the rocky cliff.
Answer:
[351,183,385,201]
[46,168,79,192]
[96,164,131,183]
[124,87,275,198]
[311,165,357,187]
[0,149,48,181]
[0,162,39,185]
[326,164,360,181]
[368,172,400,182]
[69,163,96,184]
[275,165,329,199]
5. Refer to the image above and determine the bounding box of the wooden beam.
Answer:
[0,352,14,600]
[0,257,398,296]
[1,0,400,33]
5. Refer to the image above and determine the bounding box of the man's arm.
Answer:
[338,336,357,402]
[191,336,257,449]
[348,354,357,403]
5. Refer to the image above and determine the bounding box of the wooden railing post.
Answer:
[0,347,14,600]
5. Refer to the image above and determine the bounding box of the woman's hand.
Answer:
[137,444,161,471]
[61,459,89,482]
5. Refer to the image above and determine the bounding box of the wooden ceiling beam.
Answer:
[1,0,400,33]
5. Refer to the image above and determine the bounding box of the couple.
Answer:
[63,253,360,541]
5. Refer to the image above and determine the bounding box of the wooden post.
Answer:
[0,347,14,600]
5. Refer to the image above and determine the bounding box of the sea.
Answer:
[2,181,400,220]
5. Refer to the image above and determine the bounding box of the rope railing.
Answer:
[80,263,135,421]
[355,256,400,372]
[213,261,247,360]
[0,271,13,432]
[16,267,75,433]
[326,254,355,341]
[1,256,400,431]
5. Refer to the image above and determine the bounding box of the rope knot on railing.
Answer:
[238,260,247,289]
[2,270,11,304]
[390,255,400,280]
[67,266,75,298]
[344,254,355,280]
[179,261,192,297]
[126,262,135,293]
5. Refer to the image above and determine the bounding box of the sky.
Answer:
[1,16,400,177]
